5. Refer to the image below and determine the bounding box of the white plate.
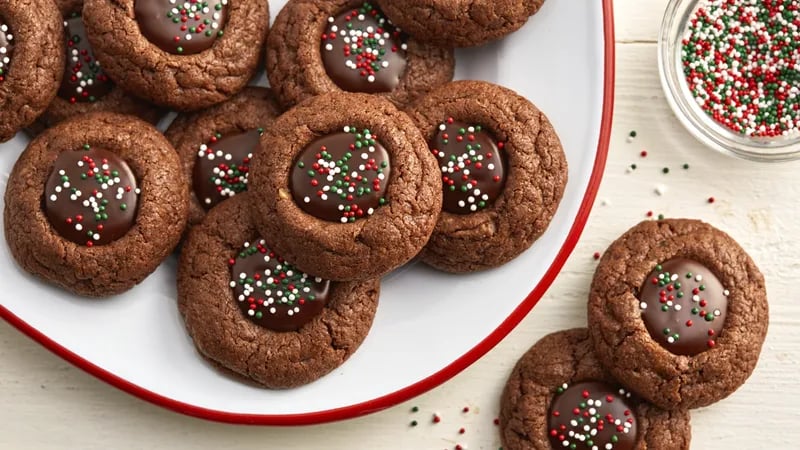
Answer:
[0,0,614,424]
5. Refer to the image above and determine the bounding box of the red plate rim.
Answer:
[0,0,615,426]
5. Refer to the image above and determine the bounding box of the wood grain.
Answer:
[2,1,799,448]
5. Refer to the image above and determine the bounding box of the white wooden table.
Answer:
[2,1,797,448]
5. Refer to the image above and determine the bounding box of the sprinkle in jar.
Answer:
[681,0,800,138]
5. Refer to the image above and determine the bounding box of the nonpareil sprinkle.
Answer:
[682,0,800,137]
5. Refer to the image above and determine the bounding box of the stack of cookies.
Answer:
[1,0,566,388]
[499,219,769,449]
